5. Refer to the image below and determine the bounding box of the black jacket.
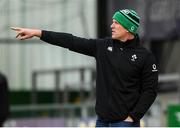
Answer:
[40,30,158,122]
[0,73,9,126]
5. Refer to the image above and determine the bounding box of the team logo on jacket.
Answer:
[107,46,113,52]
[131,54,137,61]
[152,64,158,72]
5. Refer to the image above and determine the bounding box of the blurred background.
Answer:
[0,0,180,127]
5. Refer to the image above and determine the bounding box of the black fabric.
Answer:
[40,30,158,122]
[0,73,9,126]
[127,12,139,24]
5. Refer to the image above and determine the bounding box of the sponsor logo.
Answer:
[152,64,158,72]
[107,46,113,52]
[131,26,135,31]
[122,9,130,14]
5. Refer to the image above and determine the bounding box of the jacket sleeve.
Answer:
[129,53,158,122]
[40,30,97,57]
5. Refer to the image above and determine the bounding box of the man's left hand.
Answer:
[124,116,134,122]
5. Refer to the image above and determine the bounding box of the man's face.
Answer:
[111,19,128,39]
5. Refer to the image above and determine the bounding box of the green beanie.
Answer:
[112,9,140,34]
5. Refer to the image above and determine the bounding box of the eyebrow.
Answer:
[112,19,117,22]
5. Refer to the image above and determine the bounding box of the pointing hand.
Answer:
[11,27,42,40]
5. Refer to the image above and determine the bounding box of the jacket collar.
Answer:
[113,34,140,48]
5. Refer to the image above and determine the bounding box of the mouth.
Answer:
[111,30,115,33]
[112,31,115,35]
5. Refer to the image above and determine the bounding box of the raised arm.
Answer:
[11,27,98,57]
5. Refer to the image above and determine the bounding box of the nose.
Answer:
[111,23,114,29]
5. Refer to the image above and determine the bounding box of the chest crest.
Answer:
[131,54,137,61]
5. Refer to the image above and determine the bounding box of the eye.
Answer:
[113,21,119,25]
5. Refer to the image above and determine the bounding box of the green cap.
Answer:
[112,9,140,34]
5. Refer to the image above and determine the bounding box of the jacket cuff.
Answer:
[40,30,46,40]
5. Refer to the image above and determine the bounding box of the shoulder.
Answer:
[136,45,154,56]
[0,73,6,81]
[141,48,157,71]
[136,46,157,65]
[95,37,113,46]
[141,47,155,59]
[0,73,8,90]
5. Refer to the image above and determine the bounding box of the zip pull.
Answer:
[120,48,123,51]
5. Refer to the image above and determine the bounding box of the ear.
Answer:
[128,32,135,39]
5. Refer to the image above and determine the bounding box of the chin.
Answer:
[112,36,117,39]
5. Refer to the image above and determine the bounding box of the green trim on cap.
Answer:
[112,10,140,34]
[120,11,139,26]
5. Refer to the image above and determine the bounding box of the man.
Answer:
[0,72,9,126]
[12,9,158,127]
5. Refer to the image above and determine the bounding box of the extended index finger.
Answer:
[10,27,22,31]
